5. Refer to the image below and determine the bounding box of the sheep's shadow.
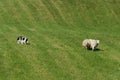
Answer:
[87,48,102,51]
[93,48,101,51]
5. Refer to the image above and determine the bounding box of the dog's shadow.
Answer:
[26,43,30,45]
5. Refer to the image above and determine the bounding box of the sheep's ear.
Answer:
[97,40,99,44]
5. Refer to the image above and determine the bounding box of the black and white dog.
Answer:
[17,36,29,44]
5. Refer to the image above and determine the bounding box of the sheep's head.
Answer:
[96,40,100,44]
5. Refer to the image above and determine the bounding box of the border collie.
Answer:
[17,36,29,44]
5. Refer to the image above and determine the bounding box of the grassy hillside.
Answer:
[0,0,120,80]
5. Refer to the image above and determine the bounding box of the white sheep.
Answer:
[82,39,100,51]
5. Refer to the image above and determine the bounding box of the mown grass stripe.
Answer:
[0,0,120,80]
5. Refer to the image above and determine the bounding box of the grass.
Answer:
[0,0,120,80]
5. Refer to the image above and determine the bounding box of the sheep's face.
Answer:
[96,40,99,44]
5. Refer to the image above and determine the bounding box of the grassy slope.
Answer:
[0,0,120,80]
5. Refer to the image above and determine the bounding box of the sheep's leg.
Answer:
[91,46,95,51]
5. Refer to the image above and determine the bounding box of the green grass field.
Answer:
[0,0,120,80]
